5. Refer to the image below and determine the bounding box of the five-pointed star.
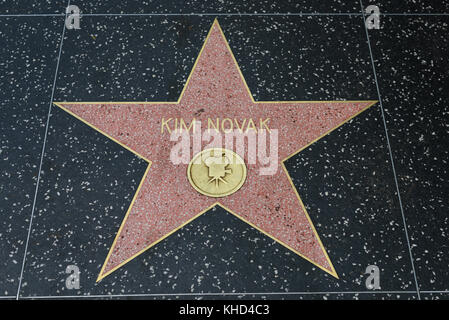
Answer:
[55,20,376,281]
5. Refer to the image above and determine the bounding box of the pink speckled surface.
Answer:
[60,21,374,278]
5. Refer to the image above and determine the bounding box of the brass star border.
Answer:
[54,19,377,282]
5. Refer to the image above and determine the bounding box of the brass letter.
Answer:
[180,118,196,133]
[161,118,173,134]
[246,118,257,132]
[234,118,247,133]
[221,118,233,133]
[208,118,220,133]
[259,118,271,132]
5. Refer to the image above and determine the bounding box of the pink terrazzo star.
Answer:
[55,20,376,281]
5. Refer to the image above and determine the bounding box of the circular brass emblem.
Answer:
[187,148,247,198]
